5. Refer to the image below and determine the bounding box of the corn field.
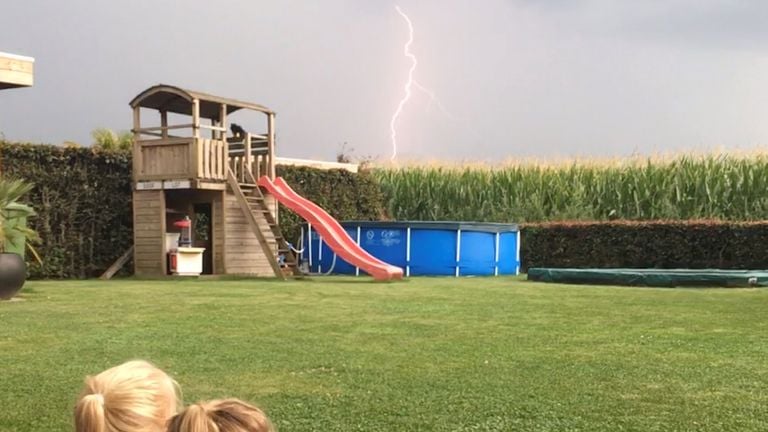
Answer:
[372,155,768,222]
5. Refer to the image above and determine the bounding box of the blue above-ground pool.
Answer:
[300,221,520,277]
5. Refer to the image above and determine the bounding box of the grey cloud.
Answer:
[2,0,768,161]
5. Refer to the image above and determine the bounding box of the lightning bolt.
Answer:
[390,5,417,161]
[389,6,452,161]
[413,80,455,120]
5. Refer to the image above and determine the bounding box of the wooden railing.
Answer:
[198,138,227,180]
[132,130,272,185]
[228,133,273,184]
[133,137,228,182]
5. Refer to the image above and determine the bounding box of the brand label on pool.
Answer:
[364,230,401,247]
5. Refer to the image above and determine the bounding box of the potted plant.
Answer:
[0,178,40,300]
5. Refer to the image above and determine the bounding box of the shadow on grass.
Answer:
[108,274,396,285]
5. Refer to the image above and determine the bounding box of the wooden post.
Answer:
[267,112,277,224]
[132,190,167,276]
[132,106,141,182]
[159,190,168,275]
[203,139,211,179]
[191,99,200,179]
[99,246,134,280]
[245,132,253,182]
[267,112,276,180]
[192,99,200,139]
[220,104,227,134]
[220,104,227,180]
[160,110,168,139]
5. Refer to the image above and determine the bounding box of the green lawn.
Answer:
[1,277,767,431]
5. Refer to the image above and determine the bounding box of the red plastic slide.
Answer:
[257,176,404,281]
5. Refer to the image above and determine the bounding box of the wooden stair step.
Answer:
[227,169,286,280]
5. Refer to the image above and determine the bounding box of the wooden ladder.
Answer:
[226,168,302,279]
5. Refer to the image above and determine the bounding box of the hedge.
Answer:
[7,140,768,277]
[1,142,385,278]
[521,220,768,271]
[275,165,386,245]
[1,142,133,278]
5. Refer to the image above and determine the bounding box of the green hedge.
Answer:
[275,166,386,245]
[1,142,133,278]
[521,221,768,271]
[1,142,385,278]
[10,140,765,276]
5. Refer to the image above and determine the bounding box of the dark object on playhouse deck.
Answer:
[527,267,768,288]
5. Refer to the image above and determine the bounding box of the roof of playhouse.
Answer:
[130,84,274,119]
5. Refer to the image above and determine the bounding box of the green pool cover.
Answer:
[527,268,768,288]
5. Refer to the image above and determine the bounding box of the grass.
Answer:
[1,276,767,431]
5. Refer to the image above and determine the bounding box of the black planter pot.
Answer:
[0,253,26,300]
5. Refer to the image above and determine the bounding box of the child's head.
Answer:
[166,399,274,432]
[74,360,180,432]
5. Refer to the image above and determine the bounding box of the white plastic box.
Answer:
[169,247,206,276]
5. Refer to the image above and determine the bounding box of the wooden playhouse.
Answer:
[129,84,299,278]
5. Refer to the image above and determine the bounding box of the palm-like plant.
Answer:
[0,179,41,262]
[92,128,132,151]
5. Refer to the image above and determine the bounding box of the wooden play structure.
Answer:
[128,84,299,278]
[0,52,34,90]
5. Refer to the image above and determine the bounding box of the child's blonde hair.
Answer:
[74,360,180,432]
[166,399,274,432]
